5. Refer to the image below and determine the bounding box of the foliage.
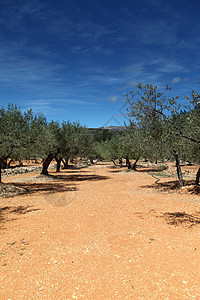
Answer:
[0,104,33,163]
[1,84,200,185]
[125,83,180,162]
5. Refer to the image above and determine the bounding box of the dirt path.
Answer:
[0,163,200,299]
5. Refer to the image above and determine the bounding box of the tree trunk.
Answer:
[55,157,62,172]
[195,167,200,185]
[173,151,183,187]
[132,157,140,171]
[0,156,10,182]
[89,156,94,164]
[62,157,69,169]
[7,159,14,168]
[125,156,131,169]
[112,160,117,166]
[0,162,2,183]
[1,159,8,169]
[119,158,123,167]
[41,153,57,175]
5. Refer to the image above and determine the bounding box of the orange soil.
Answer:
[0,163,200,299]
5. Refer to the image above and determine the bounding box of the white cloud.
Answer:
[108,96,119,102]
[172,77,181,83]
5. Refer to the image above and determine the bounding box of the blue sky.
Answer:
[0,0,199,128]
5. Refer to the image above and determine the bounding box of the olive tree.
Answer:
[40,120,61,175]
[0,104,34,183]
[125,83,185,185]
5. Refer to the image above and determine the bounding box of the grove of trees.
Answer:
[0,82,199,187]
[0,104,97,182]
[97,82,200,186]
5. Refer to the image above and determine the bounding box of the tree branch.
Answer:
[152,108,200,144]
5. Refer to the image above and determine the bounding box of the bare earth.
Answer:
[0,163,200,299]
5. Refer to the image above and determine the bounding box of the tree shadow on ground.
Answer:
[132,210,200,228]
[141,179,179,190]
[0,205,39,214]
[63,163,93,170]
[108,165,123,169]
[141,179,200,195]
[59,170,93,173]
[1,173,108,198]
[48,174,110,182]
[136,166,168,173]
[108,165,168,173]
[161,211,200,227]
[12,182,77,195]
[108,166,126,173]
[0,205,39,230]
[0,181,77,198]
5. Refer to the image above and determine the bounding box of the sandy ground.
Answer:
[0,162,200,299]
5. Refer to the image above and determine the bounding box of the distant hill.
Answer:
[88,126,126,142]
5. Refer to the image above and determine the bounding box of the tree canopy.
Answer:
[0,84,200,187]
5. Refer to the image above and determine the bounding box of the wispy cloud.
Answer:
[120,57,188,89]
[0,0,199,127]
[172,77,181,84]
[23,97,99,118]
[107,95,119,102]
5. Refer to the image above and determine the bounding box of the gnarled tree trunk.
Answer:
[173,151,183,187]
[125,156,131,169]
[62,157,69,169]
[19,159,23,167]
[112,160,117,166]
[132,157,140,171]
[89,156,94,164]
[55,157,62,172]
[0,161,2,183]
[1,159,8,169]
[195,167,200,185]
[41,151,59,175]
[8,159,14,168]
[119,158,123,167]
[0,156,10,183]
